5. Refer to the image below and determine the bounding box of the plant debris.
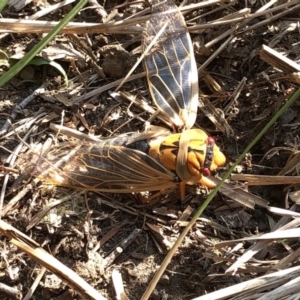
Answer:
[1,0,300,299]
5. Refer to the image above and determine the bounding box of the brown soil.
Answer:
[0,0,300,299]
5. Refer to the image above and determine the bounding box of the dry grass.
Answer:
[0,0,300,299]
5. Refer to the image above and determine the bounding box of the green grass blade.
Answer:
[0,0,9,13]
[142,86,300,300]
[199,86,300,214]
[28,57,69,86]
[0,0,88,87]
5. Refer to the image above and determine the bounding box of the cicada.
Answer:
[27,0,226,200]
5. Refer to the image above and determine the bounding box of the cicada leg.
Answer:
[179,182,186,201]
[198,176,217,189]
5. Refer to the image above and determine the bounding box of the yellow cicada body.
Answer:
[25,0,226,200]
[148,129,225,183]
[28,129,225,194]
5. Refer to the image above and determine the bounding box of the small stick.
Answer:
[0,124,39,219]
[0,282,21,300]
[23,237,69,300]
[26,191,85,231]
[112,269,129,300]
[23,267,46,300]
[1,179,39,217]
[103,228,141,267]
[0,220,107,300]
[0,86,45,136]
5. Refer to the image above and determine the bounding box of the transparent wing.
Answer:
[143,0,198,130]
[27,142,177,193]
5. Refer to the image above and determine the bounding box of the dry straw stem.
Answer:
[192,265,300,300]
[1,178,40,217]
[215,228,300,249]
[112,269,129,300]
[1,0,299,36]
[193,208,300,299]
[231,174,300,185]
[224,211,300,274]
[208,177,269,209]
[260,44,300,84]
[25,191,85,231]
[0,282,21,300]
[22,266,47,300]
[73,72,146,104]
[260,44,300,74]
[0,124,45,220]
[0,0,234,34]
[23,235,71,300]
[0,220,107,300]
[97,197,168,224]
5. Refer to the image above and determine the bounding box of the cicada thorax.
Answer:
[149,129,226,184]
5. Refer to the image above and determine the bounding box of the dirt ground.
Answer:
[1,0,300,299]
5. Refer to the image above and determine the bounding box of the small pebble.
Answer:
[159,274,170,285]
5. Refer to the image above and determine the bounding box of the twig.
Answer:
[1,179,40,217]
[23,267,46,300]
[0,86,45,136]
[192,266,300,300]
[0,282,21,300]
[0,125,40,219]
[23,236,69,300]
[26,191,85,231]
[73,72,146,104]
[103,228,141,267]
[260,44,300,74]
[0,220,107,300]
[112,269,129,300]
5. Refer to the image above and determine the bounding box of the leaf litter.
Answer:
[1,0,300,299]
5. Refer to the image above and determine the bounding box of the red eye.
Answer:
[207,136,215,144]
[202,168,210,176]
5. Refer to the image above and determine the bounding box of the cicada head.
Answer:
[175,129,226,184]
[149,129,225,186]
